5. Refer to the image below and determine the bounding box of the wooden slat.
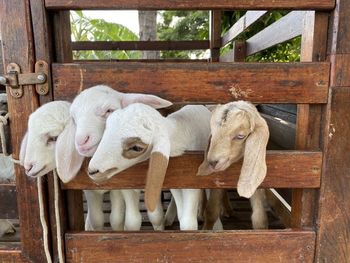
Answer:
[0,0,50,261]
[209,11,221,62]
[0,249,29,263]
[45,0,335,10]
[72,40,210,51]
[220,40,247,62]
[0,184,18,219]
[247,11,307,56]
[222,11,267,46]
[52,62,330,104]
[62,151,321,190]
[65,230,315,263]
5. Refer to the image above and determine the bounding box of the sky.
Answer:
[82,11,140,35]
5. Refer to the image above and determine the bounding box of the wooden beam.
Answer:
[52,62,330,104]
[222,11,267,47]
[209,11,221,62]
[220,40,246,62]
[0,249,29,262]
[246,11,307,56]
[65,230,316,263]
[45,0,335,10]
[72,40,210,51]
[0,0,49,261]
[62,151,322,190]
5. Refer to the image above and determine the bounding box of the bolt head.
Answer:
[37,74,46,82]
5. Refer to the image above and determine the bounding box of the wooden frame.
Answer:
[0,1,349,262]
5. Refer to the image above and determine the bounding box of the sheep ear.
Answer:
[144,136,170,212]
[19,132,28,166]
[237,114,269,198]
[55,119,84,183]
[197,135,214,176]
[121,93,172,109]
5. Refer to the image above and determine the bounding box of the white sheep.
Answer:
[55,85,172,231]
[197,101,269,229]
[88,103,216,230]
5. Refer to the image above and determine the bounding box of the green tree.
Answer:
[70,11,141,60]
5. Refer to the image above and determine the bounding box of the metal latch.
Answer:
[0,60,49,98]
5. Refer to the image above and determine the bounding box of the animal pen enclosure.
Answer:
[0,0,349,262]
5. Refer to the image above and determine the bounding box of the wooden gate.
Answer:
[0,0,349,262]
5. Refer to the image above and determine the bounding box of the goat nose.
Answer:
[209,160,218,169]
[88,169,99,176]
[77,135,90,146]
[24,163,33,173]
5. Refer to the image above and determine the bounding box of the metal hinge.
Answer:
[0,60,49,98]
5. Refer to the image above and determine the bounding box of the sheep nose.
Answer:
[88,169,99,176]
[208,160,218,169]
[77,135,90,146]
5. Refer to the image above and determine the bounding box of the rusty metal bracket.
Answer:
[0,60,49,98]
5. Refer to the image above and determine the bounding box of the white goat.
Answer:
[88,103,215,230]
[197,101,269,229]
[55,85,172,231]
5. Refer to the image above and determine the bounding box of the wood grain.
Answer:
[0,0,49,261]
[62,151,322,190]
[45,0,335,10]
[0,249,29,263]
[65,230,316,263]
[52,62,330,104]
[247,11,306,56]
[72,40,210,51]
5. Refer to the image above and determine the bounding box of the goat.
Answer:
[88,103,221,230]
[197,101,269,229]
[55,85,172,231]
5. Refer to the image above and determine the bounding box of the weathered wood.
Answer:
[209,11,221,62]
[0,185,18,219]
[72,40,210,51]
[222,11,267,46]
[52,62,330,104]
[291,12,329,230]
[316,87,350,262]
[65,190,84,231]
[53,11,73,63]
[62,151,322,190]
[0,0,49,261]
[45,0,335,10]
[247,11,307,56]
[65,230,316,263]
[0,249,29,263]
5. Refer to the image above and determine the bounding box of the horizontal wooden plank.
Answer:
[72,40,210,51]
[62,151,322,190]
[52,62,330,104]
[0,185,18,219]
[247,11,307,56]
[45,0,335,10]
[0,249,28,263]
[65,230,315,263]
[222,11,268,46]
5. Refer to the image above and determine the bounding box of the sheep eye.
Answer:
[129,145,144,152]
[233,134,246,140]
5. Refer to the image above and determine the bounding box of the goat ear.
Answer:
[144,136,170,212]
[197,135,214,176]
[19,132,28,166]
[55,119,84,183]
[237,113,269,198]
[121,93,172,109]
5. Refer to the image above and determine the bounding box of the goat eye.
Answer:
[102,108,114,118]
[129,145,144,152]
[47,136,58,144]
[233,134,246,140]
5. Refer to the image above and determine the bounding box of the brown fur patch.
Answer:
[145,152,168,212]
[122,137,148,159]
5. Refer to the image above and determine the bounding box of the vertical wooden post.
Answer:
[0,0,49,261]
[316,0,350,261]
[53,10,85,232]
[291,12,329,229]
[210,11,221,62]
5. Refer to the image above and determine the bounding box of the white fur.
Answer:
[89,104,212,230]
[58,85,172,231]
